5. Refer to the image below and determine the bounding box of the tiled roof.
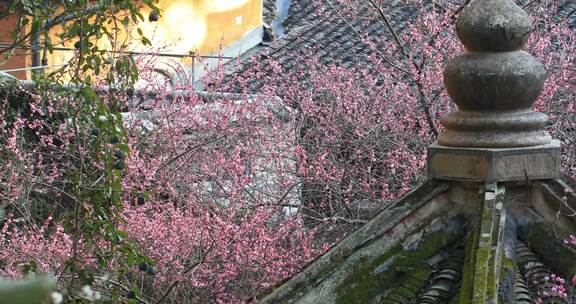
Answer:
[259,0,576,60]
[222,0,419,90]
[259,0,415,57]
[262,0,276,25]
[258,178,576,303]
[224,0,576,91]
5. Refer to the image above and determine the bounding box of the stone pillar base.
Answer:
[427,140,561,182]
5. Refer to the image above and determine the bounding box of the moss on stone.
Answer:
[382,267,430,303]
[486,256,498,300]
[335,256,380,304]
[472,247,491,303]
[457,207,509,304]
[313,256,346,284]
[501,255,515,272]
[333,244,402,304]
[470,190,502,304]
[336,228,462,304]
[457,226,479,303]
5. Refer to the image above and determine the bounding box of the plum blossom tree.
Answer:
[225,0,575,227]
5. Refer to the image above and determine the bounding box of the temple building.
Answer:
[0,0,264,83]
[257,0,576,303]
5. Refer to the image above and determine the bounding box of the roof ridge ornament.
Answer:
[439,0,551,148]
[428,0,560,182]
[457,0,532,52]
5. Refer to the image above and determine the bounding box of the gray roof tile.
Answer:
[223,0,576,91]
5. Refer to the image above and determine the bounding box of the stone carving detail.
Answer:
[439,0,551,148]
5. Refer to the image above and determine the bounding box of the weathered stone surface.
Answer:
[258,182,461,304]
[465,184,506,304]
[439,110,551,148]
[441,111,549,131]
[443,52,546,112]
[256,176,576,303]
[456,0,532,52]
[430,153,490,179]
[438,129,552,149]
[438,0,552,148]
[428,140,561,182]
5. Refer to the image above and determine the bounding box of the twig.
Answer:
[306,215,367,225]
[97,276,152,304]
[154,243,214,304]
[324,0,411,75]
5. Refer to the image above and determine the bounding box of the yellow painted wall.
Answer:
[138,0,263,54]
[46,0,262,73]
[0,4,29,79]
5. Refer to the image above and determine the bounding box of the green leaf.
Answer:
[141,36,151,46]
[0,276,56,304]
[82,87,98,102]
[30,19,40,34]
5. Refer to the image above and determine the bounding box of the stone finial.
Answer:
[439,0,551,148]
[456,0,532,52]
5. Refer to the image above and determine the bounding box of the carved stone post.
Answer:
[428,0,561,182]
